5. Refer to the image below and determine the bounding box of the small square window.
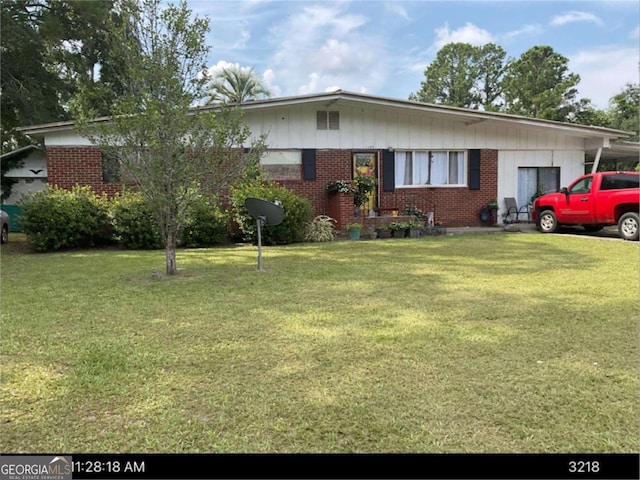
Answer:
[316,111,339,130]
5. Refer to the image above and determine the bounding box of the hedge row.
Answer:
[19,182,312,252]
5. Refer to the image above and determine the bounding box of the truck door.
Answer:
[558,175,596,224]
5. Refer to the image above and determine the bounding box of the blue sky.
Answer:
[190,0,639,109]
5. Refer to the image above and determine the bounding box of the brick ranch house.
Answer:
[11,90,635,230]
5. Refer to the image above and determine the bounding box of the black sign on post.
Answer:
[243,198,284,271]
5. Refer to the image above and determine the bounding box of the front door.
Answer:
[353,152,377,214]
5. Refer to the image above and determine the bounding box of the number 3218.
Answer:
[569,461,600,473]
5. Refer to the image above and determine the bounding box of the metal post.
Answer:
[591,147,603,174]
[257,216,264,271]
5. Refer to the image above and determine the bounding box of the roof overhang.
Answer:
[0,144,42,163]
[18,90,634,143]
[590,140,640,161]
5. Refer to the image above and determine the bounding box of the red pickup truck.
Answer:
[532,171,640,241]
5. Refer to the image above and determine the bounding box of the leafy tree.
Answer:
[76,0,266,275]
[476,43,508,111]
[0,0,68,152]
[41,0,132,117]
[502,46,580,121]
[409,43,507,110]
[205,65,271,104]
[409,43,478,107]
[1,0,133,147]
[608,83,639,141]
[567,98,611,128]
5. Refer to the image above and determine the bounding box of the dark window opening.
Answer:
[316,110,340,130]
[102,151,121,183]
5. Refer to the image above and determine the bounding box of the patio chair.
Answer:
[502,197,530,224]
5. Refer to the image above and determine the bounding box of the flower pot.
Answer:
[408,228,421,238]
[348,228,361,240]
[376,229,391,239]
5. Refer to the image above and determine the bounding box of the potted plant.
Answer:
[376,225,392,239]
[389,221,407,238]
[326,180,354,194]
[367,227,378,240]
[407,220,422,238]
[346,222,362,240]
[487,199,499,225]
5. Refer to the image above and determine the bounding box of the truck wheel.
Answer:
[538,210,558,233]
[618,212,639,241]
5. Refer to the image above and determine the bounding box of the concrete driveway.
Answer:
[448,224,630,241]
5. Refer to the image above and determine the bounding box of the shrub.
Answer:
[304,215,337,242]
[110,191,162,250]
[230,180,312,245]
[180,196,230,247]
[19,185,111,252]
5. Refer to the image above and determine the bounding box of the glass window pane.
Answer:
[395,152,413,185]
[395,152,406,186]
[518,168,537,207]
[448,151,464,184]
[539,168,559,194]
[431,152,447,185]
[414,152,429,184]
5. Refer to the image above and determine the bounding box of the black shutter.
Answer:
[469,149,481,190]
[382,149,395,192]
[302,149,316,181]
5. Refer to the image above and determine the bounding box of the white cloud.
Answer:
[632,25,640,39]
[407,61,428,74]
[570,46,639,109]
[232,29,251,49]
[262,68,281,97]
[265,3,385,96]
[385,1,410,20]
[433,22,495,49]
[501,24,544,43]
[550,11,604,27]
[204,60,252,79]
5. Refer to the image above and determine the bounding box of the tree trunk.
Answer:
[165,233,178,275]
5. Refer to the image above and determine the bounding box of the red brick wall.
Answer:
[46,146,123,197]
[46,146,498,227]
[284,149,498,228]
[278,149,353,219]
[379,149,499,227]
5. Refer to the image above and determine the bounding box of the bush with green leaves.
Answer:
[179,195,230,247]
[19,185,111,252]
[110,191,162,250]
[230,180,312,245]
[304,215,337,242]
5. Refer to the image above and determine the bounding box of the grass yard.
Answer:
[1,232,638,453]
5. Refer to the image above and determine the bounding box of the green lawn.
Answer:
[1,233,638,453]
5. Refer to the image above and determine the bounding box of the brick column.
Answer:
[327,192,354,230]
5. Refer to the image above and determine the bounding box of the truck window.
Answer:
[569,177,592,194]
[600,174,640,191]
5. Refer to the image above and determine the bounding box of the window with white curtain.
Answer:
[395,150,466,187]
[517,167,560,206]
